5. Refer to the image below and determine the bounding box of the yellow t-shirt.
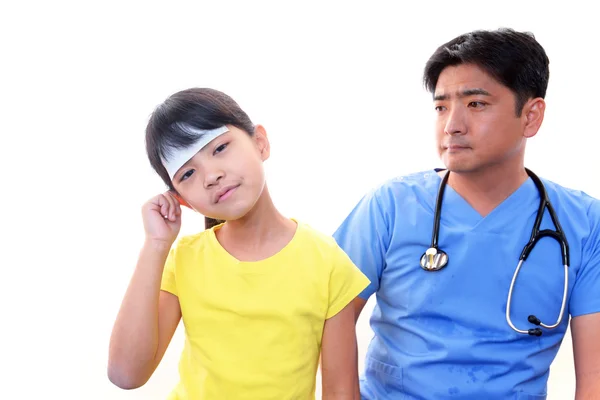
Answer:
[160,220,370,399]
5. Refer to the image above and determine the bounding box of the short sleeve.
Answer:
[160,246,178,297]
[332,187,390,300]
[569,201,600,317]
[325,244,371,319]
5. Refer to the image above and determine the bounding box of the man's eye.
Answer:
[468,101,486,108]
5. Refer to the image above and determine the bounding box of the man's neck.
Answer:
[444,164,529,217]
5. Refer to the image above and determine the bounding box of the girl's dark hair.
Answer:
[423,28,550,116]
[145,88,255,229]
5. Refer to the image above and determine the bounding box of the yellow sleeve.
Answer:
[160,246,178,297]
[326,244,371,319]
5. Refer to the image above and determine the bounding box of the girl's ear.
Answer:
[253,124,270,161]
[170,191,192,209]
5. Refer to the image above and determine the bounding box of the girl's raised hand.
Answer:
[142,192,182,245]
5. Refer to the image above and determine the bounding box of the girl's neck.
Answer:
[215,185,297,257]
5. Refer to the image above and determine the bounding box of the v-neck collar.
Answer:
[430,168,539,233]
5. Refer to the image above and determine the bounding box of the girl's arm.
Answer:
[108,241,182,389]
[320,302,361,399]
[108,193,183,389]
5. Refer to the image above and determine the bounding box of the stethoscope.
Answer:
[420,168,570,336]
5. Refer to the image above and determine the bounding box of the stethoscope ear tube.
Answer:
[420,171,451,271]
[430,170,450,251]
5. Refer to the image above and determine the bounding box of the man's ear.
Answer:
[523,97,546,139]
[253,124,271,161]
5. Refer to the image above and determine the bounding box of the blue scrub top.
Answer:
[333,169,600,400]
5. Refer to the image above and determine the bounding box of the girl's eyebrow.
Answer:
[173,132,234,180]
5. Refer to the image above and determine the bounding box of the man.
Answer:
[333,28,600,399]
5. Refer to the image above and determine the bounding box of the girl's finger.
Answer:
[158,194,170,219]
[164,192,179,222]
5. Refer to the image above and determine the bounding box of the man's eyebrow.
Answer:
[433,88,492,101]
[461,88,491,97]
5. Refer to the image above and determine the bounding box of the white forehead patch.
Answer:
[161,125,229,180]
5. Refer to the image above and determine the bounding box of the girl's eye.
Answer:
[180,169,194,182]
[214,143,228,155]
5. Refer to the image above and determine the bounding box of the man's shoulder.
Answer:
[380,168,441,186]
[366,169,441,204]
[542,177,600,217]
[541,177,600,250]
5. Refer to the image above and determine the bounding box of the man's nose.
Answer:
[444,106,467,136]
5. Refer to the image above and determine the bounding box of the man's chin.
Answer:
[442,158,477,174]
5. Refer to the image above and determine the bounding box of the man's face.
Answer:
[433,63,531,174]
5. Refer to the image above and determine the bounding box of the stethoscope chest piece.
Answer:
[420,247,449,271]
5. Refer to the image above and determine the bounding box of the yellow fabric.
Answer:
[160,220,370,400]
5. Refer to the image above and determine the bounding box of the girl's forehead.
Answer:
[161,125,229,180]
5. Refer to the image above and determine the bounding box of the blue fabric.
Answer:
[333,169,600,399]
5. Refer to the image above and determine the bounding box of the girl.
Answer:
[108,88,369,399]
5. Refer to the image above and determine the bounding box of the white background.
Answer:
[2,1,598,399]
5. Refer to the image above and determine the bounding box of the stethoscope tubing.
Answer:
[421,168,570,336]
